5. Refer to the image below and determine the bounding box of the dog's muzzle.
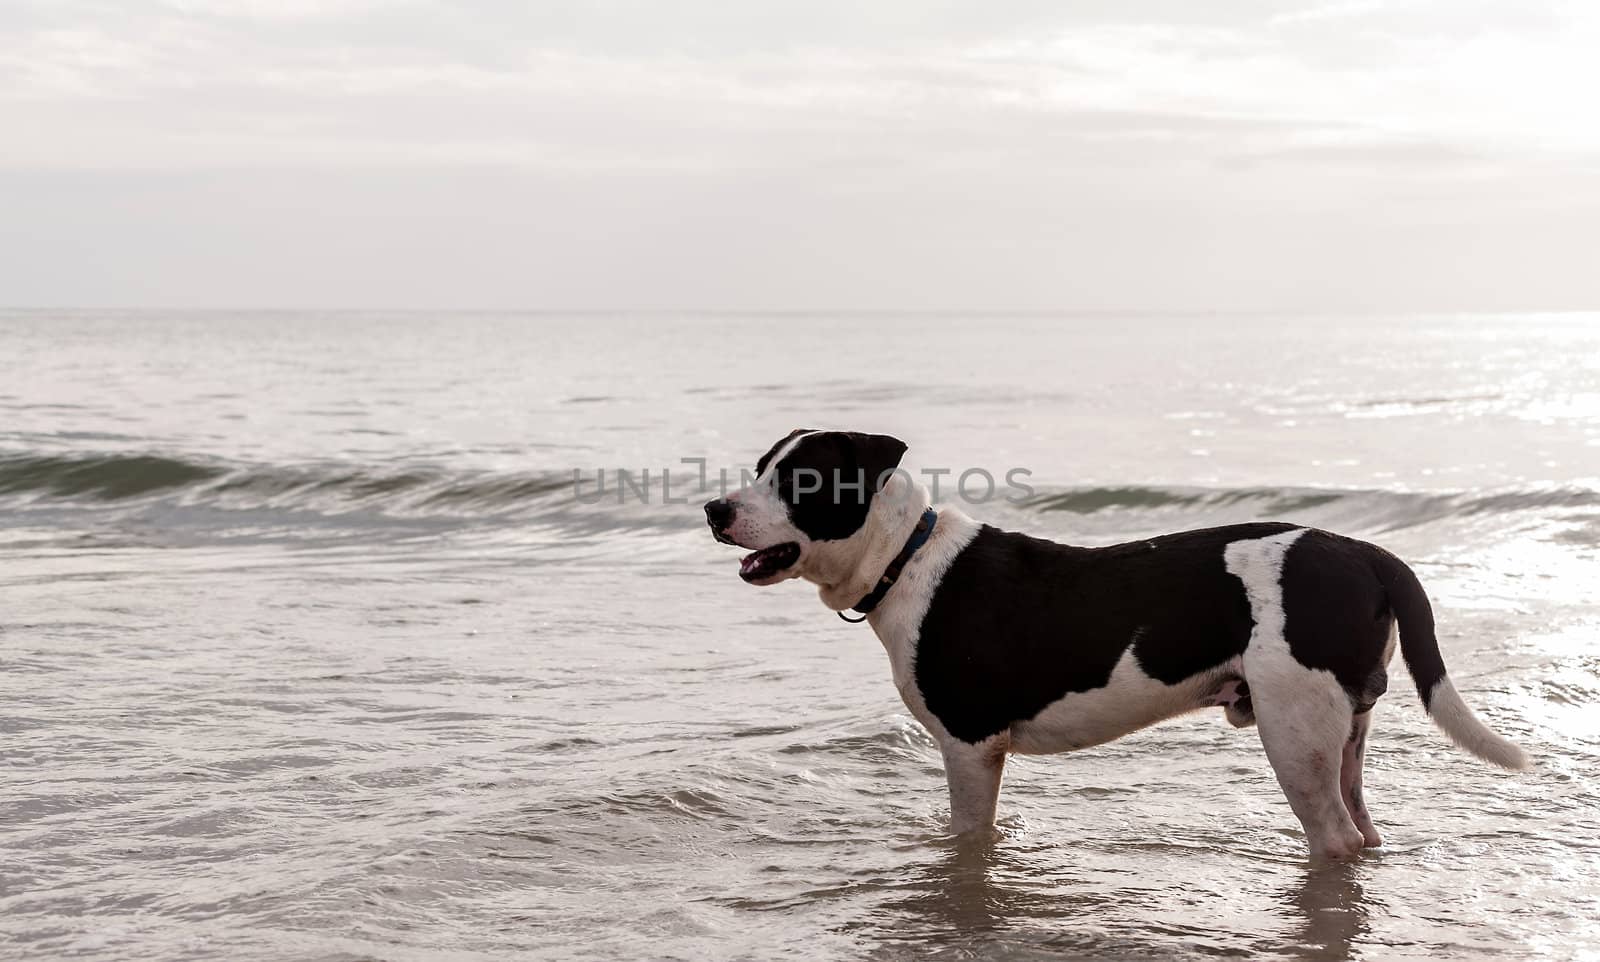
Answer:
[704,498,737,544]
[705,497,801,583]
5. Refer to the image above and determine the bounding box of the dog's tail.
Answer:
[1375,550,1530,770]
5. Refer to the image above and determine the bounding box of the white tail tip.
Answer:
[1427,677,1531,771]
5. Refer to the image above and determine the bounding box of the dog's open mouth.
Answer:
[739,542,800,582]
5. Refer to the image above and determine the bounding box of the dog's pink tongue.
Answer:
[739,551,761,576]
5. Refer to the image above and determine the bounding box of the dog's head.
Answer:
[704,429,909,587]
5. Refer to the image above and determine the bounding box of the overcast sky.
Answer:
[2,0,1597,311]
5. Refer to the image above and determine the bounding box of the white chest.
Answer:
[864,509,982,743]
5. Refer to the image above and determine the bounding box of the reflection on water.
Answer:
[1286,864,1371,961]
[859,832,1377,961]
[866,835,1124,960]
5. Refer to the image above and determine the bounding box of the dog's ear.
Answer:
[843,431,907,491]
[756,428,817,477]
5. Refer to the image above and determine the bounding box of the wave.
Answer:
[1021,483,1600,521]
[3,450,1597,544]
[0,452,574,513]
[1016,482,1600,547]
[0,453,226,500]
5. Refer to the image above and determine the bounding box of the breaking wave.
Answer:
[1020,483,1600,523]
[0,452,573,514]
[3,450,1597,545]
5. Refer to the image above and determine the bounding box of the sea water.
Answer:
[2,311,1597,959]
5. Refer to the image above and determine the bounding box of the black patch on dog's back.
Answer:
[914,523,1294,744]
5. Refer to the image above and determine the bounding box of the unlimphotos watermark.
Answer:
[572,459,1034,506]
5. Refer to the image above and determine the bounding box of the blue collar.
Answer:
[838,508,938,623]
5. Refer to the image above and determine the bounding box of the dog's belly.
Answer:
[1008,650,1237,754]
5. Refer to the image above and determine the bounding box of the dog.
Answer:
[704,429,1529,860]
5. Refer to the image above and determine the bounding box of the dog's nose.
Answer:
[704,498,735,528]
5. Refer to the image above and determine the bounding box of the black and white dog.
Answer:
[705,429,1529,860]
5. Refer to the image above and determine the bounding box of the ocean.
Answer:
[2,310,1597,960]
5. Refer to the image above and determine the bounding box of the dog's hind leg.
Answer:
[939,734,1009,836]
[1228,530,1367,860]
[1341,710,1381,847]
[1248,659,1368,860]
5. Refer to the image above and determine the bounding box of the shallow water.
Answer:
[2,311,1598,960]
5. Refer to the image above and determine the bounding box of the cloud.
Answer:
[0,0,1596,309]
[4,0,1598,174]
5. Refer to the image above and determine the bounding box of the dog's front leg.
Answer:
[938,733,1009,835]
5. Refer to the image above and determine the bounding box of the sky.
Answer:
[2,0,1598,312]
